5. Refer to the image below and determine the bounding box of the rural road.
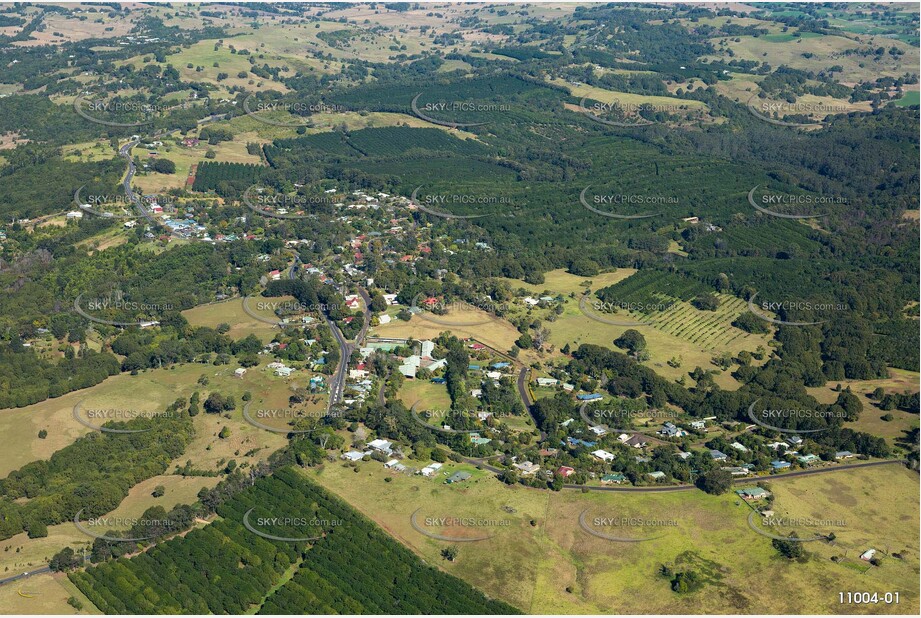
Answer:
[563,458,907,493]
[516,366,548,441]
[0,566,51,588]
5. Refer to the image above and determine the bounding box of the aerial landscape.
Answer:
[0,1,918,616]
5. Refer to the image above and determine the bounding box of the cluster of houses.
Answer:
[340,438,475,484]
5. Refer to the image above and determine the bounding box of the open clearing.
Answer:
[309,457,919,614]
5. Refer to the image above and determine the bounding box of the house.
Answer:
[446,471,472,484]
[771,460,791,470]
[562,383,575,392]
[736,487,771,500]
[268,269,281,281]
[470,388,482,398]
[66,210,84,219]
[859,548,877,561]
[787,435,804,446]
[514,461,540,475]
[349,368,370,379]
[536,377,559,387]
[421,341,436,357]
[658,422,688,438]
[384,459,400,469]
[601,473,625,484]
[342,451,366,462]
[730,441,749,453]
[589,426,608,437]
[367,439,393,454]
[722,466,752,476]
[234,368,247,378]
[431,377,446,385]
[690,420,706,430]
[469,434,491,446]
[377,314,392,325]
[648,471,666,480]
[577,393,603,402]
[709,449,728,461]
[523,296,540,306]
[420,462,443,477]
[617,433,631,443]
[835,451,854,460]
[556,466,576,478]
[676,451,692,460]
[468,364,481,371]
[625,435,647,449]
[767,441,789,450]
[591,449,615,463]
[486,370,503,380]
[274,366,294,377]
[797,454,820,465]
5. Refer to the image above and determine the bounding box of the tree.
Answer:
[38,429,47,439]
[150,158,176,174]
[772,535,805,560]
[152,485,166,498]
[696,469,732,495]
[441,545,458,561]
[614,329,647,356]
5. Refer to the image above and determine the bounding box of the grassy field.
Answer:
[500,270,770,390]
[0,571,98,615]
[372,306,542,365]
[807,368,920,446]
[0,359,289,478]
[398,379,452,411]
[553,79,709,123]
[181,297,282,343]
[309,456,919,614]
[896,91,920,107]
[709,31,919,83]
[131,137,263,194]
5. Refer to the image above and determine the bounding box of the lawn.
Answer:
[182,297,282,343]
[398,379,452,411]
[895,91,920,107]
